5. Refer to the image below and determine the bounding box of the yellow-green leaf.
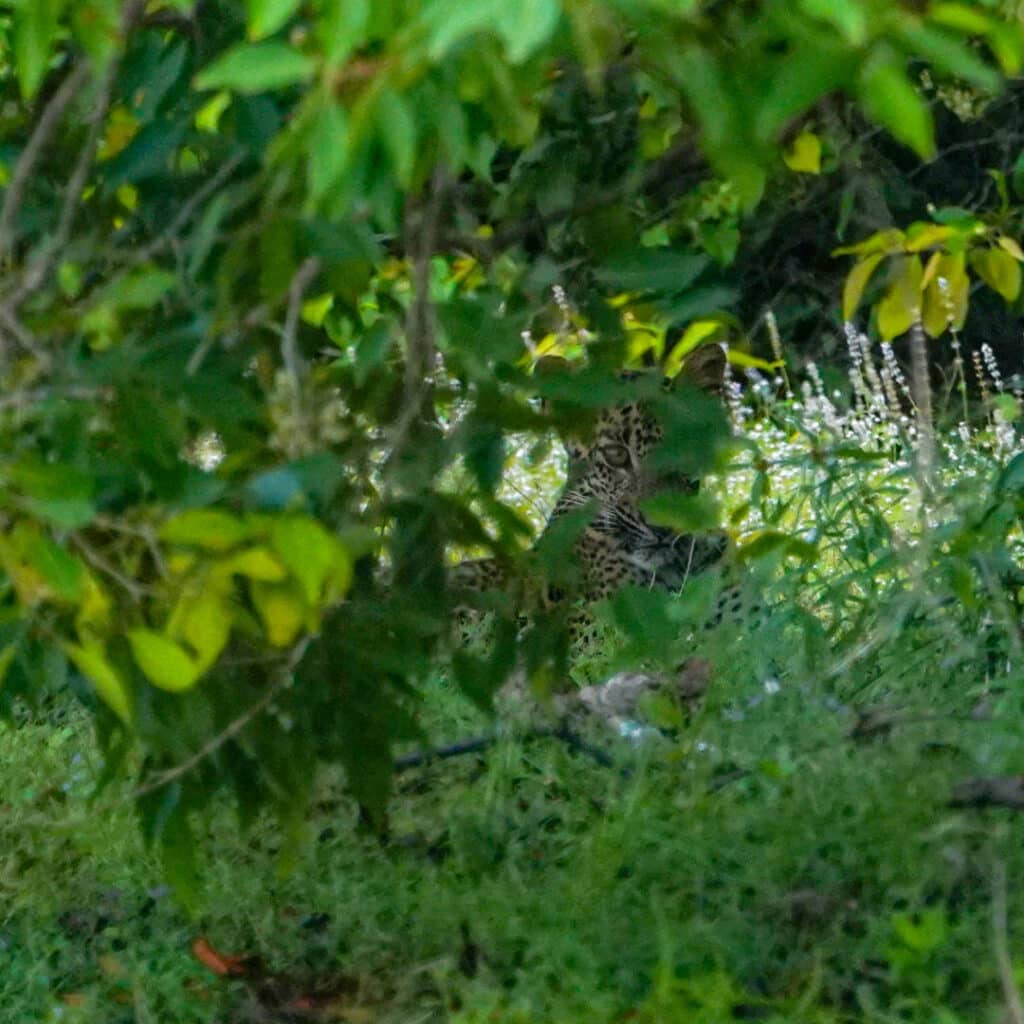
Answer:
[904,222,953,252]
[217,545,288,581]
[921,251,968,337]
[270,517,351,605]
[876,255,923,341]
[171,589,231,670]
[971,247,1022,302]
[251,581,305,646]
[782,131,821,174]
[997,235,1024,262]
[842,252,886,321]
[65,640,133,724]
[128,630,202,692]
[160,509,250,552]
[833,228,905,257]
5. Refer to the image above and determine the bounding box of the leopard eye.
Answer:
[602,443,631,469]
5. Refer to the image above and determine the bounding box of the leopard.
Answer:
[449,343,735,646]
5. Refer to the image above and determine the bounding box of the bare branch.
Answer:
[0,62,90,266]
[4,0,147,313]
[0,305,52,371]
[6,59,120,312]
[281,257,322,380]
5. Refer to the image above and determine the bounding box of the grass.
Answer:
[7,341,1024,1022]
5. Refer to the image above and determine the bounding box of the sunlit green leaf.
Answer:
[65,640,133,724]
[128,629,202,692]
[859,57,935,160]
[13,0,66,99]
[195,42,316,94]
[247,0,301,40]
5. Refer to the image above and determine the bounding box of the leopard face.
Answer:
[450,344,729,636]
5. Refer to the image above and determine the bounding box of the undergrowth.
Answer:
[7,333,1024,1023]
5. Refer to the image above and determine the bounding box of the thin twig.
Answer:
[281,257,321,380]
[131,638,311,800]
[5,0,147,311]
[129,152,246,268]
[6,60,119,311]
[0,62,90,265]
[992,857,1024,1024]
[0,305,52,370]
[70,535,151,603]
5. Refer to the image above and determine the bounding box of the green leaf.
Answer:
[641,492,721,533]
[247,0,301,40]
[896,24,1001,91]
[315,0,370,67]
[65,640,133,724]
[217,546,289,581]
[799,0,867,43]
[251,580,305,646]
[971,247,1022,303]
[422,0,504,61]
[9,462,96,528]
[168,589,231,670]
[13,0,67,99]
[998,236,1024,262]
[495,0,561,64]
[271,517,353,605]
[859,57,935,160]
[595,248,709,295]
[307,99,348,206]
[95,267,177,310]
[195,42,316,94]
[876,255,923,341]
[160,509,250,551]
[25,535,85,602]
[70,0,121,69]
[842,252,886,321]
[921,251,968,336]
[376,88,417,188]
[128,629,202,692]
[782,131,821,174]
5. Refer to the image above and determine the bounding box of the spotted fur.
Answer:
[450,344,730,641]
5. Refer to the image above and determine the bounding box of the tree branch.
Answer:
[0,62,90,266]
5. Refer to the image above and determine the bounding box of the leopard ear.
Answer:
[676,343,727,394]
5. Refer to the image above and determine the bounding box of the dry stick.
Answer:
[0,62,90,266]
[992,858,1024,1024]
[131,638,311,800]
